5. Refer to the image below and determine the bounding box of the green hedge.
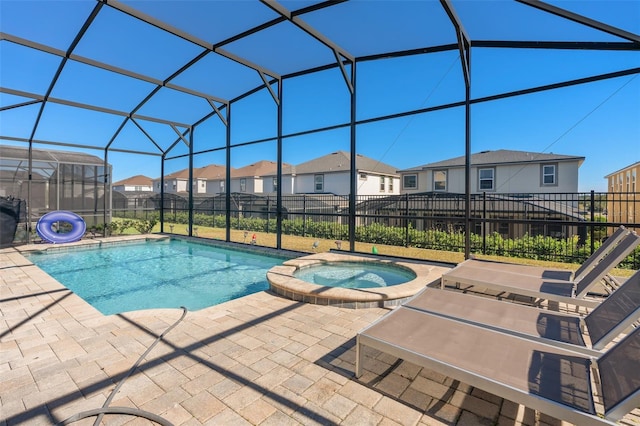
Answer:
[95,217,158,236]
[112,212,638,269]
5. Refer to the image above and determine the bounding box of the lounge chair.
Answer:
[440,231,640,308]
[356,308,640,426]
[461,225,629,282]
[404,267,640,356]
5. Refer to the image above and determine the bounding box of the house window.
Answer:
[272,177,278,192]
[314,174,324,192]
[403,174,417,190]
[433,170,447,191]
[389,178,393,192]
[478,168,495,191]
[201,181,205,188]
[240,178,246,192]
[219,181,224,192]
[632,170,637,192]
[380,176,385,192]
[626,171,631,192]
[156,182,160,189]
[172,183,176,190]
[541,164,557,186]
[359,173,367,180]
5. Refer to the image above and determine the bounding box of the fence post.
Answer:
[590,190,595,254]
[405,193,409,247]
[302,195,306,237]
[482,192,487,254]
[266,197,270,233]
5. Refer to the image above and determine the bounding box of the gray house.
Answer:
[294,151,400,196]
[385,150,588,240]
[399,149,585,195]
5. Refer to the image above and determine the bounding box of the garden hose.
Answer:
[58,307,188,426]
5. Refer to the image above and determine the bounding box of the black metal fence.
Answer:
[111,190,638,268]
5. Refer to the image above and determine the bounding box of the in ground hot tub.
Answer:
[293,261,416,289]
[267,252,452,308]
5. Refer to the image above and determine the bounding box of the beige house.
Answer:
[112,175,153,193]
[231,160,295,194]
[605,161,639,234]
[152,164,229,195]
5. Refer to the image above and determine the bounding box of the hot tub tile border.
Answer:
[267,252,450,309]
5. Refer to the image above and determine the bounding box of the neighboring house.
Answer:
[200,164,229,195]
[112,175,153,192]
[153,168,190,194]
[150,151,399,197]
[230,160,294,194]
[293,150,400,196]
[605,161,639,234]
[152,164,229,195]
[387,150,586,240]
[398,149,585,195]
[260,165,296,195]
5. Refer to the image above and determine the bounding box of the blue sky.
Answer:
[1,0,639,192]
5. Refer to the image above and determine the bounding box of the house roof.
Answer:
[162,164,229,180]
[161,169,191,180]
[112,175,153,186]
[294,151,398,176]
[604,161,640,178]
[231,160,294,178]
[399,149,585,172]
[197,164,229,180]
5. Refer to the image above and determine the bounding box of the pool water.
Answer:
[293,261,415,289]
[26,239,289,315]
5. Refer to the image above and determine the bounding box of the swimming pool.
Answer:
[26,238,289,315]
[293,261,415,288]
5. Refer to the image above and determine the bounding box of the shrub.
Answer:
[104,222,118,236]
[133,218,157,234]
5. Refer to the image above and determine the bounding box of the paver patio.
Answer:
[1,243,639,426]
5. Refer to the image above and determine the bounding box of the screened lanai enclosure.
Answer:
[0,145,110,229]
[1,1,638,259]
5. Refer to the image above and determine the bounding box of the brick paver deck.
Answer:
[2,242,639,426]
